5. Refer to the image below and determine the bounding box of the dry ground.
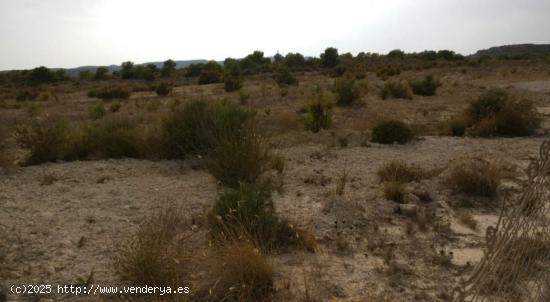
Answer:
[1,59,550,301]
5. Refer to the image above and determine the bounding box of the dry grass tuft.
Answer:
[201,240,274,302]
[455,209,477,230]
[113,206,190,287]
[377,160,423,183]
[449,158,501,198]
[384,181,406,203]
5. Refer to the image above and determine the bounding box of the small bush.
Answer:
[441,117,467,136]
[15,116,70,165]
[224,74,243,92]
[79,117,142,159]
[371,120,414,144]
[89,104,107,120]
[450,159,500,198]
[114,207,188,287]
[381,81,412,100]
[467,90,508,124]
[162,99,252,158]
[456,209,477,230]
[88,85,131,100]
[155,82,171,96]
[334,76,361,106]
[208,127,271,188]
[377,160,422,183]
[205,240,274,302]
[274,67,298,86]
[304,93,333,133]
[464,90,540,137]
[198,69,223,85]
[208,182,313,252]
[410,75,439,96]
[109,102,121,113]
[376,68,401,80]
[384,182,405,203]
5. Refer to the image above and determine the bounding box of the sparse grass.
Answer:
[89,104,107,120]
[455,209,477,230]
[239,89,250,105]
[88,85,131,100]
[449,159,501,198]
[381,81,412,100]
[371,120,414,144]
[113,206,189,287]
[0,125,10,169]
[377,160,423,183]
[384,181,406,203]
[335,170,348,195]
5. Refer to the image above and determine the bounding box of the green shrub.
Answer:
[208,182,308,251]
[198,61,224,84]
[65,117,143,160]
[467,90,508,124]
[208,127,271,188]
[410,75,439,96]
[155,82,171,96]
[88,85,131,100]
[376,68,401,80]
[450,159,500,198]
[198,70,223,84]
[224,74,243,92]
[89,104,107,120]
[334,76,361,106]
[162,99,253,158]
[381,81,412,100]
[320,47,339,68]
[371,120,414,144]
[109,102,121,113]
[464,90,540,137]
[304,93,333,133]
[15,116,70,165]
[273,67,298,86]
[84,117,141,159]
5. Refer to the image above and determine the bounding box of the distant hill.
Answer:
[60,60,210,77]
[473,44,550,57]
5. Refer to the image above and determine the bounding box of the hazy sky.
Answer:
[1,0,549,70]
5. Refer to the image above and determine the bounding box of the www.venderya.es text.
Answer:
[10,284,190,296]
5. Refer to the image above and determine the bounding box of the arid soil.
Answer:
[1,60,550,301]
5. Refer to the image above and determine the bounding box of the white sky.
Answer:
[1,0,549,70]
